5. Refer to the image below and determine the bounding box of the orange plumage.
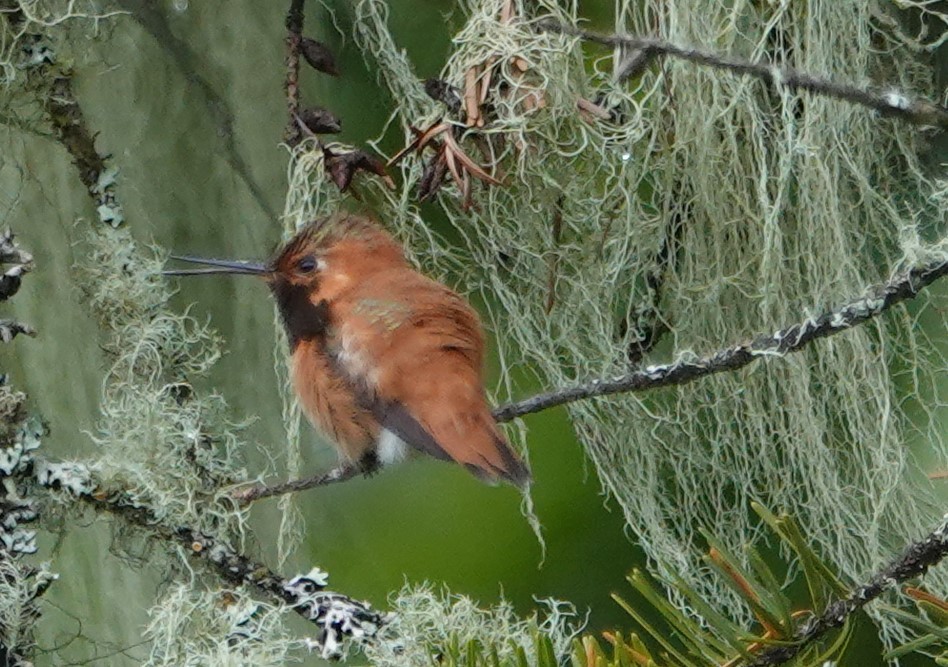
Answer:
[169,213,529,486]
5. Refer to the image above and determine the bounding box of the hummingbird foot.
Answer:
[358,450,381,478]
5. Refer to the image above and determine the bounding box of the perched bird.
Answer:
[165,213,529,487]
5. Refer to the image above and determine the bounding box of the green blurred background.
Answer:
[0,1,941,664]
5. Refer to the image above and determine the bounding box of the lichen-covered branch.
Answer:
[2,2,123,227]
[0,234,54,667]
[0,229,33,302]
[44,75,107,192]
[0,320,35,343]
[492,255,948,422]
[31,459,386,659]
[0,413,56,667]
[0,230,35,342]
[538,20,948,130]
[745,516,948,666]
[43,74,124,226]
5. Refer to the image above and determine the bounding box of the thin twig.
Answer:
[492,255,948,422]
[538,20,948,130]
[615,48,656,84]
[232,461,361,504]
[285,0,305,137]
[744,517,948,666]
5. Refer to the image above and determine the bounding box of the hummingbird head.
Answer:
[164,214,408,347]
[164,213,404,286]
[267,228,324,290]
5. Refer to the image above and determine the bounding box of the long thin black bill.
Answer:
[163,255,268,276]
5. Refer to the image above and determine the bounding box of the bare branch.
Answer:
[745,516,948,666]
[493,255,948,422]
[285,0,305,135]
[538,20,948,130]
[232,461,362,504]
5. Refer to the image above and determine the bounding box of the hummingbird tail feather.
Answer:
[488,426,531,487]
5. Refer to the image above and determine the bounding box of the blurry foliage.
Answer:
[412,503,948,667]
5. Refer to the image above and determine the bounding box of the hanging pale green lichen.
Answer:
[81,226,251,541]
[322,0,948,651]
[143,585,305,667]
[364,583,581,667]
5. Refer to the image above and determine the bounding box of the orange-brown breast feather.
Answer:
[291,337,379,463]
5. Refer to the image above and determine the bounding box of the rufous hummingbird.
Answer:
[165,213,530,486]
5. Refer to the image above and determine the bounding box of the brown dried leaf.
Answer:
[300,37,339,76]
[479,56,497,105]
[577,97,612,122]
[500,0,514,23]
[460,170,473,210]
[511,56,530,73]
[299,107,341,134]
[464,65,481,127]
[323,147,394,192]
[442,143,464,190]
[387,122,449,167]
[443,131,503,185]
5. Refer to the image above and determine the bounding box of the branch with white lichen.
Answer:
[0,320,35,343]
[0,229,33,302]
[744,516,948,666]
[492,254,948,422]
[0,412,56,667]
[0,234,54,667]
[31,457,387,659]
[0,230,35,344]
[538,20,948,130]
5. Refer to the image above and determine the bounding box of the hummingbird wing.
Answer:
[331,270,530,486]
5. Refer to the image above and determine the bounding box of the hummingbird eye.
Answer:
[296,255,317,274]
